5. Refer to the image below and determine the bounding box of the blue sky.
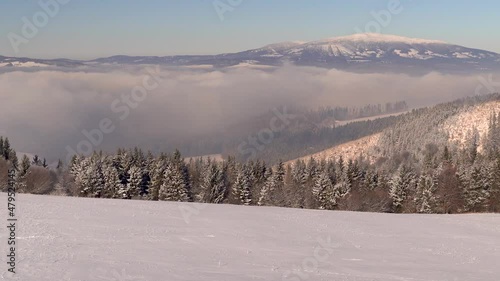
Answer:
[1,0,499,59]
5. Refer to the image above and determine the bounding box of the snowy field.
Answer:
[1,194,499,281]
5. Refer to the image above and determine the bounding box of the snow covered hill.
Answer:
[229,33,500,72]
[2,34,500,73]
[289,98,500,164]
[442,100,500,151]
[0,193,499,281]
[287,133,382,165]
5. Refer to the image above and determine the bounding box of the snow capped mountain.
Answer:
[253,33,500,72]
[196,33,499,73]
[2,34,500,73]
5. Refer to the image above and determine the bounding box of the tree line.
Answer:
[1,119,499,214]
[1,95,499,213]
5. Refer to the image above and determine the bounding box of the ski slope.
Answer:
[1,193,499,281]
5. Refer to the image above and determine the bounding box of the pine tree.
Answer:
[314,169,341,210]
[102,162,122,198]
[389,165,416,213]
[159,164,188,202]
[465,127,479,164]
[32,155,42,166]
[123,165,142,199]
[200,162,226,204]
[147,158,166,201]
[9,150,18,170]
[171,149,192,201]
[233,164,252,205]
[19,155,31,176]
[460,166,489,212]
[488,155,500,211]
[485,111,498,158]
[74,156,105,197]
[258,168,273,206]
[415,174,436,213]
[3,137,11,160]
[15,155,31,192]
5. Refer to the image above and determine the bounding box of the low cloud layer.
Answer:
[0,65,496,162]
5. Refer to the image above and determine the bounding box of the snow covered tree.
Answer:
[2,137,11,160]
[19,155,31,176]
[102,162,122,198]
[232,164,252,205]
[158,164,188,202]
[460,166,490,212]
[200,162,226,204]
[121,165,142,199]
[313,169,338,210]
[147,158,166,201]
[258,168,273,206]
[15,155,31,192]
[415,174,436,213]
[465,127,480,164]
[364,170,379,190]
[488,155,500,211]
[171,149,192,201]
[74,156,105,198]
[485,111,499,158]
[389,165,416,213]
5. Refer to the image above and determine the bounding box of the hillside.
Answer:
[290,95,500,164]
[1,193,499,281]
[287,133,382,165]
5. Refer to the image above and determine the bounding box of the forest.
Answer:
[1,95,499,214]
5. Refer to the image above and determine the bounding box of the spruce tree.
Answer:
[32,155,41,166]
[147,158,166,201]
[389,165,416,213]
[158,164,188,202]
[124,165,142,199]
[200,162,226,203]
[460,166,489,212]
[233,164,252,205]
[15,155,31,192]
[258,168,273,206]
[102,162,122,198]
[415,174,436,213]
[314,169,341,210]
[3,137,11,160]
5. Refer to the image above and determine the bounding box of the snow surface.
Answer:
[1,193,499,281]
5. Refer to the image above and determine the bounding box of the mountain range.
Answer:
[2,33,500,74]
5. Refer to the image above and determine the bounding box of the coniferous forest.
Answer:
[1,95,500,214]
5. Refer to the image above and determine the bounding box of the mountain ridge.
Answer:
[1,33,500,73]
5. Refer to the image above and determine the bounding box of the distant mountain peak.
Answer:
[1,33,499,74]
